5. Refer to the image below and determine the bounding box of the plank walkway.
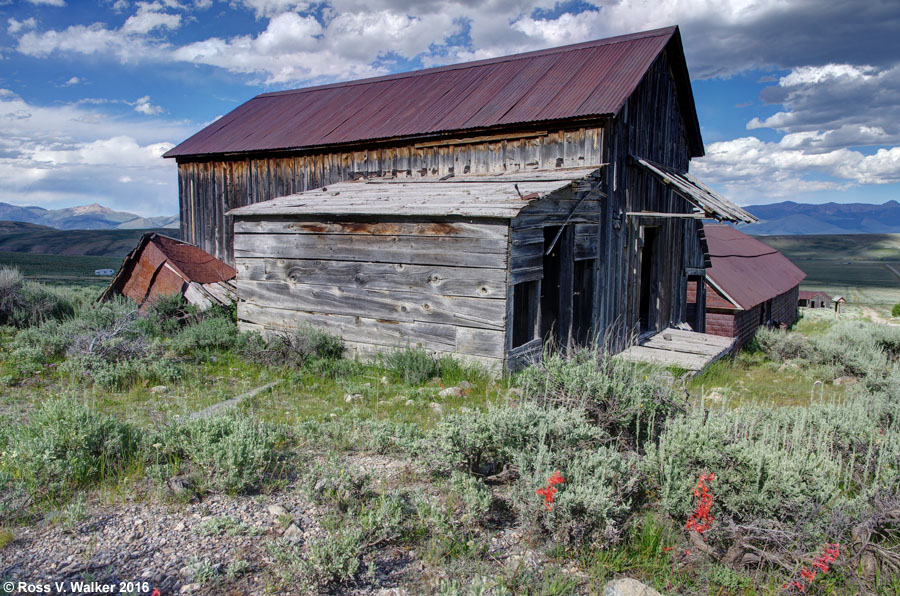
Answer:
[618,327,735,374]
[189,381,281,420]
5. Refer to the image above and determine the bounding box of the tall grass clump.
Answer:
[0,398,140,501]
[149,413,287,494]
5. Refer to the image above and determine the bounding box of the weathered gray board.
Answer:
[618,328,735,373]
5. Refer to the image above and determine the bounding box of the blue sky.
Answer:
[1,0,898,216]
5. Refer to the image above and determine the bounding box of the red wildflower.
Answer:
[685,473,716,534]
[536,470,565,511]
[783,543,841,593]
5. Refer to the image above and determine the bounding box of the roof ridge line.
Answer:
[256,26,677,99]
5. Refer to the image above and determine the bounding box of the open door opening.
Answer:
[639,227,658,333]
[541,226,562,345]
[573,259,596,346]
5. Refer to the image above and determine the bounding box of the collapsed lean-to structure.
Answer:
[163,26,758,370]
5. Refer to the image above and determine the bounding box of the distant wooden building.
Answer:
[799,291,832,309]
[165,27,755,369]
[688,225,805,349]
[100,233,237,310]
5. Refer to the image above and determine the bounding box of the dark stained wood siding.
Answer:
[178,127,605,264]
[599,50,700,351]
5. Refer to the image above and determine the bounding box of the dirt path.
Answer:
[861,305,899,326]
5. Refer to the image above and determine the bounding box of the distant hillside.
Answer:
[0,223,180,257]
[742,201,900,235]
[0,201,178,230]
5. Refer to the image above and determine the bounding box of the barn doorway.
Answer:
[572,259,596,345]
[639,227,658,333]
[541,226,562,345]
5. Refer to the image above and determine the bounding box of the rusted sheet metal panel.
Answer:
[164,27,701,159]
[705,225,806,311]
[100,233,237,309]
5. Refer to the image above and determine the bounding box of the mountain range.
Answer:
[0,202,178,230]
[1,199,899,236]
[741,200,900,235]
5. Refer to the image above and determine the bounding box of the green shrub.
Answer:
[239,325,344,367]
[755,326,810,361]
[644,394,900,535]
[448,470,492,524]
[300,527,364,589]
[515,445,642,546]
[517,349,680,447]
[434,400,608,476]
[137,293,195,337]
[150,413,285,494]
[0,398,140,499]
[0,267,76,328]
[171,314,238,354]
[892,303,900,318]
[383,346,441,384]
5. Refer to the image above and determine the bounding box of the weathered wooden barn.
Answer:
[687,225,805,350]
[164,26,755,369]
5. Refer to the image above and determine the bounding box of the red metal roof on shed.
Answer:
[165,27,701,158]
[704,224,806,310]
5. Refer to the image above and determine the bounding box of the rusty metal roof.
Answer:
[100,233,236,306]
[704,224,806,310]
[165,26,702,159]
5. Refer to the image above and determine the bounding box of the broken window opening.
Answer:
[512,280,540,348]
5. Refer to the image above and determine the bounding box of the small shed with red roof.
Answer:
[687,225,806,349]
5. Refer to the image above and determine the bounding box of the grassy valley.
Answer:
[758,233,900,307]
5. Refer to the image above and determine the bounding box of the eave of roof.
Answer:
[164,26,703,160]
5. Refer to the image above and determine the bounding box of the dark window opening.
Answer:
[512,280,540,348]
[573,259,596,346]
[541,226,562,344]
[639,227,658,332]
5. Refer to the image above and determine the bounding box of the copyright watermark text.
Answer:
[2,581,158,594]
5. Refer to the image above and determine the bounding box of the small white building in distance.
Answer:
[94,268,116,276]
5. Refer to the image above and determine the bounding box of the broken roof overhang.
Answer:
[227,167,603,219]
[632,157,757,224]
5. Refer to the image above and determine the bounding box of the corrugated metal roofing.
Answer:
[227,168,599,219]
[704,224,806,310]
[100,233,237,307]
[165,27,700,159]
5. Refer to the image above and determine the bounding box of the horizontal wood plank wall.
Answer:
[600,50,697,352]
[233,215,509,369]
[179,127,605,264]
